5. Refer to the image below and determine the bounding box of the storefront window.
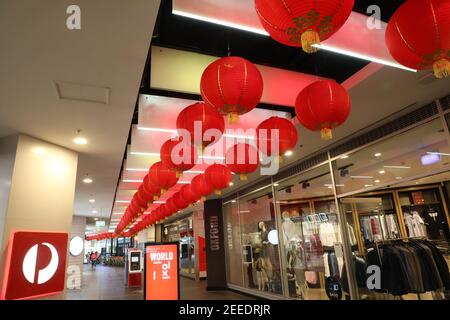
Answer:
[333,118,450,300]
[223,199,244,286]
[239,185,283,296]
[274,164,356,299]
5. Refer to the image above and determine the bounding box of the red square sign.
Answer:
[1,231,68,300]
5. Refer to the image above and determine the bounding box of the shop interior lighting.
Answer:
[83,177,93,184]
[379,170,386,174]
[284,150,294,157]
[383,165,411,169]
[350,176,374,179]
[374,153,382,157]
[426,152,450,156]
[340,155,349,159]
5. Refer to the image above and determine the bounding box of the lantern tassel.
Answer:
[161,188,167,194]
[321,128,333,140]
[239,173,248,181]
[228,112,239,124]
[215,190,222,196]
[176,171,182,178]
[301,30,320,53]
[433,59,450,79]
[153,195,159,201]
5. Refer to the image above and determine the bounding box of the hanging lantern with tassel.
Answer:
[176,102,225,148]
[255,0,354,53]
[205,164,232,195]
[181,184,201,206]
[225,143,260,181]
[149,161,178,194]
[191,174,214,202]
[295,80,351,140]
[160,137,198,177]
[256,116,298,158]
[386,0,450,78]
[143,174,161,201]
[200,56,263,123]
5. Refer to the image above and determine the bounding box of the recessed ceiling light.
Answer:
[379,170,385,174]
[364,184,374,187]
[89,199,95,203]
[374,153,382,157]
[229,182,234,186]
[231,200,237,203]
[383,165,411,169]
[273,183,279,187]
[395,177,403,180]
[350,176,374,179]
[93,211,98,214]
[284,150,293,157]
[340,155,349,159]
[83,177,93,184]
[73,137,87,145]
[374,180,380,183]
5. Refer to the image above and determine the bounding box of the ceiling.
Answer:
[0,0,161,221]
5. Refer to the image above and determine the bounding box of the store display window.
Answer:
[224,199,244,287]
[274,164,356,299]
[238,186,283,296]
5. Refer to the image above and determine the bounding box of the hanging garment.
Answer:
[423,210,446,240]
[347,223,357,246]
[385,214,399,239]
[360,217,373,242]
[319,222,337,247]
[370,216,383,241]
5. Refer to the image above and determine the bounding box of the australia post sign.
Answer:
[144,242,179,300]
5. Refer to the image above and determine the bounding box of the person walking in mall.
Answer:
[90,251,98,270]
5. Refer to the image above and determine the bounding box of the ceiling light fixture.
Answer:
[126,168,148,172]
[130,151,160,157]
[379,170,385,174]
[383,165,411,169]
[395,177,403,180]
[311,44,417,72]
[374,153,382,157]
[350,176,374,179]
[427,152,450,156]
[229,182,234,186]
[340,155,349,159]
[284,150,294,157]
[137,127,177,133]
[374,180,381,183]
[154,201,166,204]
[122,179,143,183]
[273,183,279,187]
[364,184,373,187]
[172,9,270,36]
[92,210,98,214]
[89,199,95,203]
[73,129,88,145]
[178,181,191,184]
[83,177,93,184]
[115,200,131,203]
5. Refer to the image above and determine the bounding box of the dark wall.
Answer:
[203,199,227,290]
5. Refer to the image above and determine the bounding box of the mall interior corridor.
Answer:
[66,265,253,300]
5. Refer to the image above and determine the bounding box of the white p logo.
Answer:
[22,243,59,285]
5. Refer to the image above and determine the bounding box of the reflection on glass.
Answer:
[239,186,282,295]
[224,200,244,286]
[334,119,450,195]
[275,165,355,300]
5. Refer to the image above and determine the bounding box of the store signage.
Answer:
[128,250,142,274]
[209,215,220,251]
[325,277,342,300]
[1,231,68,300]
[144,242,179,300]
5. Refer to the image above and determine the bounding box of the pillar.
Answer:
[0,134,78,299]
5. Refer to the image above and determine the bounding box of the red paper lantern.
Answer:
[149,161,178,194]
[181,184,200,205]
[204,164,232,195]
[225,143,260,181]
[385,0,450,78]
[173,191,189,211]
[138,184,153,205]
[295,80,351,140]
[132,192,147,212]
[191,174,214,202]
[176,102,225,148]
[129,202,142,218]
[143,174,161,201]
[166,198,179,215]
[200,56,263,124]
[257,116,298,157]
[255,0,354,53]
[160,138,198,177]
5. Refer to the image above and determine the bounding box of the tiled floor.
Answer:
[66,265,254,300]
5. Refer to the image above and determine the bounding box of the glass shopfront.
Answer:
[223,102,450,300]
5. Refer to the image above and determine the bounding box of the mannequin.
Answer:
[258,221,274,289]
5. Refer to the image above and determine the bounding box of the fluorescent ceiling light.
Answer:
[115,200,131,203]
[374,153,382,157]
[312,44,417,72]
[137,127,177,133]
[83,177,93,184]
[223,133,255,140]
[126,168,148,172]
[284,150,294,157]
[340,155,349,159]
[395,177,403,180]
[123,179,143,183]
[383,165,411,169]
[154,201,166,204]
[427,152,450,156]
[350,176,373,179]
[364,184,374,187]
[185,170,204,174]
[200,155,225,160]
[89,199,95,203]
[229,182,234,186]
[172,9,269,36]
[379,170,385,174]
[130,151,160,157]
[178,181,191,184]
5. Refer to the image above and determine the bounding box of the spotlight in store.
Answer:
[73,130,87,145]
[395,177,403,180]
[229,182,234,186]
[273,183,279,187]
[421,153,441,166]
[89,199,95,203]
[83,177,93,184]
[374,153,382,157]
[284,150,294,157]
[379,170,385,174]
[374,180,381,183]
[340,155,349,159]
